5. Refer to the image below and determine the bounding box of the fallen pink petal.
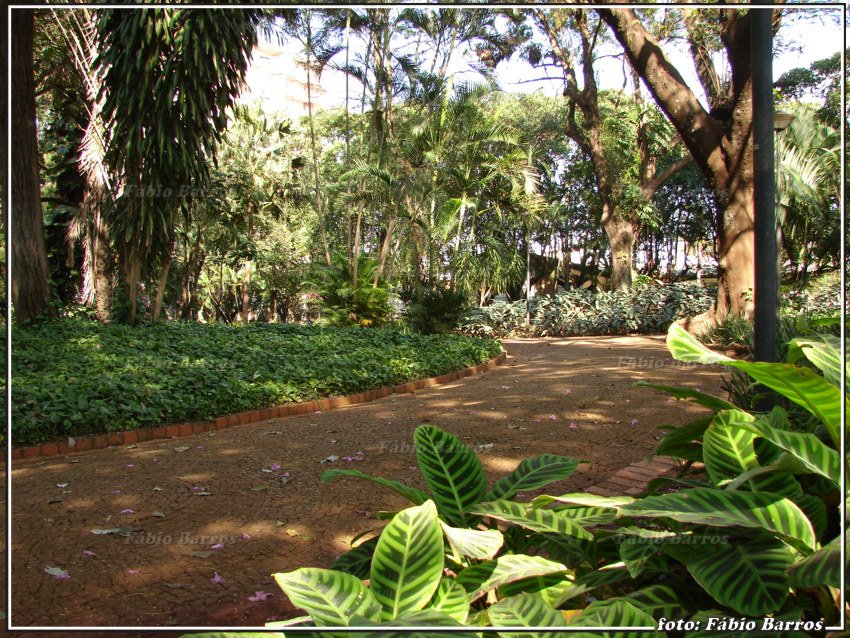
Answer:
[82,550,96,557]
[269,463,281,471]
[248,591,273,602]
[548,415,558,420]
[630,419,639,426]
[210,572,225,584]
[241,533,252,541]
[126,464,134,468]
[120,508,134,514]
[211,543,225,549]
[191,486,205,491]
[564,389,572,395]
[666,398,676,404]
[127,569,140,575]
[111,490,121,494]
[569,422,579,430]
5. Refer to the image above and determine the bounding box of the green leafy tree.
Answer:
[96,7,260,323]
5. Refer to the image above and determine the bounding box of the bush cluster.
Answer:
[458,282,714,338]
[11,319,501,446]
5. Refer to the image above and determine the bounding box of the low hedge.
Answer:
[458,282,714,338]
[11,319,501,446]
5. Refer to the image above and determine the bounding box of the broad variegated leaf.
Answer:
[654,415,713,461]
[321,468,429,505]
[565,599,660,636]
[622,584,704,619]
[273,568,382,627]
[426,578,470,623]
[486,454,581,500]
[457,554,569,602]
[666,537,794,615]
[666,324,843,448]
[532,493,634,510]
[469,499,592,541]
[738,418,840,486]
[330,535,379,579]
[488,593,566,635]
[786,536,841,588]
[414,425,486,526]
[621,488,816,552]
[786,334,843,388]
[440,521,503,561]
[636,381,737,412]
[370,500,443,620]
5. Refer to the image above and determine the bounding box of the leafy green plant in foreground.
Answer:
[242,323,840,635]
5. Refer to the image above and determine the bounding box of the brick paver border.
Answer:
[10,351,508,463]
[586,456,682,496]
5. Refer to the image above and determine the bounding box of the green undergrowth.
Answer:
[11,319,501,446]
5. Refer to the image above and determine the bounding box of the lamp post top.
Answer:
[774,111,795,131]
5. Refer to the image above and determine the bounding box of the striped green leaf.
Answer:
[666,324,843,447]
[619,537,665,578]
[737,418,840,486]
[786,334,843,388]
[553,563,632,606]
[550,505,618,525]
[532,493,634,510]
[565,599,660,636]
[414,425,486,526]
[636,381,737,412]
[469,499,592,541]
[654,415,713,461]
[666,537,794,615]
[703,410,760,485]
[488,593,566,635]
[792,494,827,540]
[330,536,379,579]
[496,572,576,608]
[273,567,381,627]
[440,521,503,561]
[353,609,478,637]
[370,500,444,620]
[426,578,470,623]
[321,469,429,505]
[486,454,581,501]
[622,584,703,619]
[457,554,569,602]
[786,536,841,588]
[621,488,816,552]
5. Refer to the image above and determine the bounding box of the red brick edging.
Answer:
[10,350,508,463]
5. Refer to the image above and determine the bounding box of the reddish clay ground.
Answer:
[4,335,726,636]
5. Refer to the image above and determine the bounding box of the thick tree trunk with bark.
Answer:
[601,207,636,291]
[598,7,760,320]
[93,210,112,321]
[151,249,171,321]
[11,10,52,324]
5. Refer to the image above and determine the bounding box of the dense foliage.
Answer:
[11,320,501,445]
[459,282,714,337]
[206,323,840,634]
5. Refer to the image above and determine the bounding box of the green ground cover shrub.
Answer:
[458,282,714,338]
[11,319,501,446]
[199,322,840,635]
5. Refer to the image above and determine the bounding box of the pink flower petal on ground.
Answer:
[211,543,225,549]
[210,571,225,584]
[82,550,96,557]
[248,591,273,602]
[569,422,579,430]
[630,419,639,426]
[548,415,558,420]
[315,411,322,414]
[269,463,281,471]
[127,569,140,575]
[241,533,252,541]
[111,490,121,494]
[126,464,135,468]
[625,399,631,403]
[564,389,572,395]
[280,472,290,478]
[533,418,541,423]
[196,445,204,449]
[666,398,676,404]
[192,486,205,491]
[120,508,134,514]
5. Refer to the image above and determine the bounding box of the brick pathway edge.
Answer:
[10,351,508,463]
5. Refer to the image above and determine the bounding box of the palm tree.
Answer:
[96,7,260,323]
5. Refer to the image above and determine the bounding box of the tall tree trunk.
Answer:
[124,249,143,324]
[241,206,254,323]
[151,248,171,321]
[93,209,112,321]
[11,9,52,324]
[598,7,766,320]
[305,13,332,267]
[374,217,396,286]
[601,206,636,291]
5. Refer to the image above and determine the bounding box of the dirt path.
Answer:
[5,335,726,634]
